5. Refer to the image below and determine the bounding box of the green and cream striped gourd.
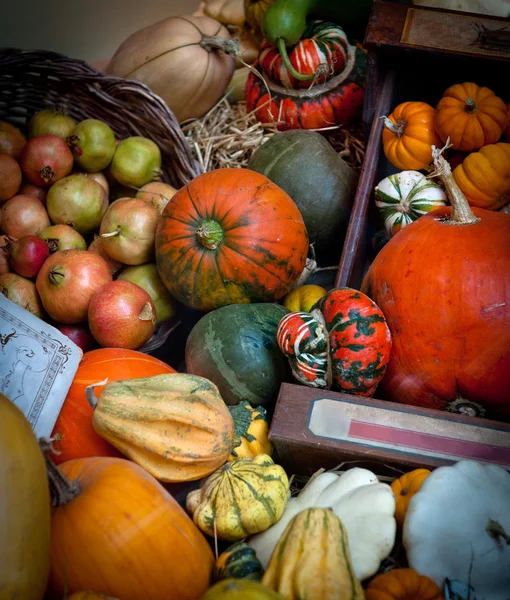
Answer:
[185,454,289,541]
[375,170,447,236]
[262,507,365,600]
[214,541,265,582]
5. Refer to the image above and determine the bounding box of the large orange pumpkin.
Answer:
[48,456,214,600]
[435,82,507,152]
[50,348,176,464]
[382,102,442,171]
[362,149,510,415]
[155,168,309,312]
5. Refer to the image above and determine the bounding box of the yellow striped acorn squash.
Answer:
[228,400,272,462]
[262,507,365,600]
[186,454,289,541]
[86,373,235,483]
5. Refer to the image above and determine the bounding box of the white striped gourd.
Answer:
[375,170,447,236]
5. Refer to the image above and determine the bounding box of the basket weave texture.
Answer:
[0,47,202,353]
[0,48,202,189]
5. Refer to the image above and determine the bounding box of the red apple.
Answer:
[88,280,156,349]
[36,249,112,324]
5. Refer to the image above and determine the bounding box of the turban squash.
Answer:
[245,36,366,131]
[155,168,308,312]
[362,148,510,415]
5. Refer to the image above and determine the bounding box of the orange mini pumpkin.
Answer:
[390,469,431,528]
[453,142,510,210]
[365,568,443,600]
[382,102,442,171]
[435,82,507,152]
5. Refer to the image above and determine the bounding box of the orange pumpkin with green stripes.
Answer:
[155,168,309,312]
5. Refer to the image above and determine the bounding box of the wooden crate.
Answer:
[269,1,510,474]
[270,384,510,476]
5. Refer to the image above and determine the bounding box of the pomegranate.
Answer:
[87,235,124,275]
[0,249,9,275]
[83,171,109,195]
[109,136,162,188]
[46,174,109,235]
[19,182,48,205]
[0,272,44,318]
[136,181,177,214]
[68,119,116,172]
[117,263,176,324]
[6,235,50,278]
[88,280,156,349]
[0,121,26,160]
[20,135,74,188]
[54,322,96,352]
[39,224,87,254]
[1,194,51,238]
[36,249,112,324]
[100,198,159,265]
[0,154,22,202]
[28,109,76,140]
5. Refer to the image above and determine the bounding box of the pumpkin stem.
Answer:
[277,37,322,82]
[381,116,406,138]
[85,378,109,410]
[429,143,480,225]
[464,97,477,113]
[200,35,240,57]
[40,438,82,506]
[196,219,224,250]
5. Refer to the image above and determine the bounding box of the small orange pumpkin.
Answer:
[365,568,443,600]
[390,469,431,528]
[453,142,510,210]
[435,82,508,152]
[382,102,442,171]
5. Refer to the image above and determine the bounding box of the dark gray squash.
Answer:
[248,130,357,262]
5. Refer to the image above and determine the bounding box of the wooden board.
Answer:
[270,384,510,476]
[365,0,510,62]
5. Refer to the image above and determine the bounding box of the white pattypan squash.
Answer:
[404,460,510,600]
[375,170,447,237]
[248,467,396,581]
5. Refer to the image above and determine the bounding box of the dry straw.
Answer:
[182,97,366,173]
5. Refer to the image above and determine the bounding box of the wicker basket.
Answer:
[0,47,202,353]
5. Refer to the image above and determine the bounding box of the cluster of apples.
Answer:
[0,110,178,352]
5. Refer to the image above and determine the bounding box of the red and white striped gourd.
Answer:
[375,171,448,237]
[258,21,349,89]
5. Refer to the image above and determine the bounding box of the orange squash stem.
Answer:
[464,97,477,113]
[430,145,480,225]
[41,439,81,506]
